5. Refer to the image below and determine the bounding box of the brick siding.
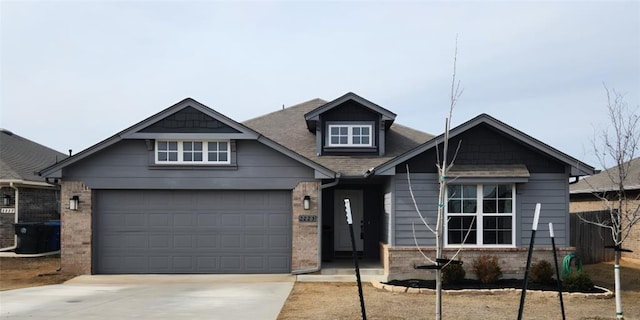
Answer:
[291,181,320,272]
[0,186,59,248]
[382,244,574,281]
[60,181,92,275]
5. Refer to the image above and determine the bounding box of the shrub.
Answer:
[471,255,502,284]
[441,263,466,285]
[562,272,594,292]
[529,260,555,284]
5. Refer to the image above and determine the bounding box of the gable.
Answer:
[40,98,336,179]
[321,100,380,122]
[398,123,566,173]
[376,113,595,177]
[139,107,241,134]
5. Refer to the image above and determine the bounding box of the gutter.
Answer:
[291,173,341,275]
[0,183,19,251]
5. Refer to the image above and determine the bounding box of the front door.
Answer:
[333,189,363,252]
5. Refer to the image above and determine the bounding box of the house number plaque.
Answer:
[298,215,317,222]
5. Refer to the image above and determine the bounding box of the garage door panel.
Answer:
[95,190,291,274]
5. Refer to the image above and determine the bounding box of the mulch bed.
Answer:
[385,278,607,294]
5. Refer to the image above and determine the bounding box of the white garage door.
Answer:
[94,190,291,274]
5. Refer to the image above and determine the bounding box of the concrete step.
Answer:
[320,267,384,276]
[296,273,388,283]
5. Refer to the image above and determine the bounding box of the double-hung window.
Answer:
[156,140,230,164]
[328,124,372,147]
[446,184,515,246]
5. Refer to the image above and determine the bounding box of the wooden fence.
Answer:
[570,210,615,264]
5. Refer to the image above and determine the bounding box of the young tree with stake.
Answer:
[407,38,464,320]
[580,85,640,320]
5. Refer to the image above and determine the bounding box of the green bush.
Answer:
[562,272,594,292]
[441,263,466,285]
[471,255,503,284]
[529,260,555,284]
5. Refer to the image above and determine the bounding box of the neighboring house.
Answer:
[40,93,595,279]
[0,129,67,249]
[570,158,640,261]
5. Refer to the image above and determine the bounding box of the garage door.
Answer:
[94,190,291,274]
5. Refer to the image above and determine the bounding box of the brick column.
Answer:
[291,181,320,272]
[60,181,92,275]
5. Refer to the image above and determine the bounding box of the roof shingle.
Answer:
[0,129,67,183]
[243,99,433,177]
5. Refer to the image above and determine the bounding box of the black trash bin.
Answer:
[44,221,61,252]
[14,222,51,254]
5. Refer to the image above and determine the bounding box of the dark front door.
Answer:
[327,186,381,261]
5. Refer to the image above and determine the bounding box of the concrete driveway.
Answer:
[0,274,295,320]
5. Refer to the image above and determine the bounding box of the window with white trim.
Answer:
[328,124,372,147]
[156,140,230,164]
[446,184,515,246]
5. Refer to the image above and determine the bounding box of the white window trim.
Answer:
[155,140,231,164]
[327,124,373,147]
[444,183,516,248]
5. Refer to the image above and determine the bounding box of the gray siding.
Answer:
[64,140,315,189]
[518,173,570,246]
[393,173,570,247]
[394,173,440,246]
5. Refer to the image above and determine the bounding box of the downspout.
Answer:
[0,183,19,251]
[292,173,341,274]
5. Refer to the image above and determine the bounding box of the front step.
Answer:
[296,265,387,282]
[320,267,384,276]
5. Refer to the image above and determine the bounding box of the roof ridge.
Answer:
[242,98,327,124]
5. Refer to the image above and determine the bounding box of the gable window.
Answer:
[328,124,372,147]
[207,141,228,162]
[156,140,230,164]
[157,141,178,162]
[183,141,203,162]
[446,184,515,247]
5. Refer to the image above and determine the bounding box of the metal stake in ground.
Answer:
[344,198,367,320]
[518,203,541,320]
[549,222,566,320]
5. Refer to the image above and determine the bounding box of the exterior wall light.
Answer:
[303,195,311,210]
[2,195,10,206]
[69,195,80,211]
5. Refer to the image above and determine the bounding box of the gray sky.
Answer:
[1,1,639,170]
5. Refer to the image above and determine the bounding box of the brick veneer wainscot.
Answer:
[382,244,575,281]
[60,181,92,275]
[291,181,320,272]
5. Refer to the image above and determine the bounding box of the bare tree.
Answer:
[407,37,465,320]
[581,85,640,320]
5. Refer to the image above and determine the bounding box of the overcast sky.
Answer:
[1,1,639,171]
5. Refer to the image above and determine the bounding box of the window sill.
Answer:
[149,164,237,170]
[323,147,377,153]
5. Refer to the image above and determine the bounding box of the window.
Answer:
[446,184,515,247]
[156,140,230,164]
[183,141,203,162]
[157,141,178,162]
[328,124,372,147]
[207,141,228,163]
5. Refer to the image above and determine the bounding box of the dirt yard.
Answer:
[278,259,640,320]
[0,255,74,291]
[2,256,639,319]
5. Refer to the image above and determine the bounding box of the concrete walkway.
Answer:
[0,275,296,320]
